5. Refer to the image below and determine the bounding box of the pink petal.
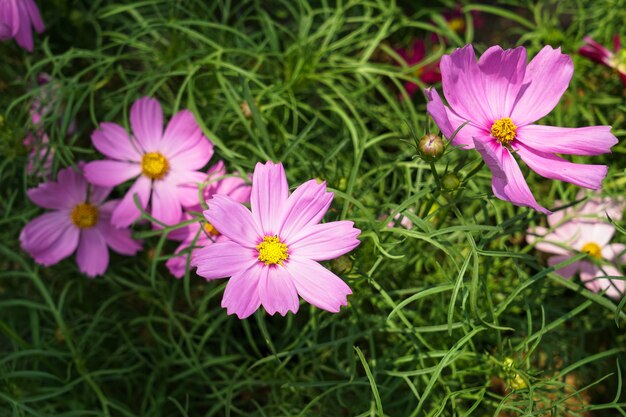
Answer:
[0,1,19,39]
[259,265,299,316]
[191,240,257,280]
[91,122,142,161]
[526,226,572,256]
[27,182,75,210]
[440,44,493,126]
[473,137,549,214]
[547,255,581,280]
[97,200,142,255]
[151,180,182,227]
[111,176,152,228]
[603,243,626,263]
[510,46,574,126]
[425,87,487,149]
[581,223,615,247]
[251,161,289,235]
[75,228,109,277]
[285,256,351,313]
[513,142,607,190]
[579,36,613,66]
[163,110,214,171]
[587,265,625,300]
[57,166,88,205]
[83,160,142,187]
[89,184,113,206]
[168,170,208,208]
[25,0,44,33]
[278,179,333,241]
[130,97,163,152]
[20,211,79,266]
[203,194,262,248]
[166,241,193,279]
[516,125,617,156]
[14,1,34,51]
[221,264,263,319]
[288,221,361,261]
[477,46,527,118]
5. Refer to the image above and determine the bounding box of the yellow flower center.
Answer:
[203,222,220,237]
[490,117,517,144]
[448,17,466,33]
[582,241,602,259]
[141,152,169,180]
[257,236,289,266]
[70,203,98,229]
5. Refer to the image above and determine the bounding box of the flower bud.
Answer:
[418,134,444,160]
[441,172,461,191]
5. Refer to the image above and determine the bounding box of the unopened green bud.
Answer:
[441,172,461,191]
[331,255,353,274]
[419,134,444,160]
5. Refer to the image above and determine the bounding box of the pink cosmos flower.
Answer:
[84,97,214,228]
[426,45,618,213]
[579,35,626,86]
[385,209,414,229]
[396,39,442,96]
[527,194,625,299]
[20,165,142,277]
[190,161,361,319]
[166,161,251,278]
[0,0,44,52]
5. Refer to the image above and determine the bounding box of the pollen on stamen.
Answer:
[204,222,220,237]
[491,117,517,145]
[582,241,602,259]
[141,152,169,180]
[71,203,98,229]
[257,236,289,266]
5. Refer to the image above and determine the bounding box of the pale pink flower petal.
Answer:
[130,97,163,152]
[192,241,256,280]
[526,227,571,256]
[164,110,213,171]
[83,160,142,187]
[20,211,79,266]
[258,265,299,316]
[278,179,333,241]
[166,242,191,279]
[513,142,607,190]
[97,201,142,255]
[581,264,624,300]
[221,265,263,319]
[203,195,261,248]
[89,184,113,206]
[151,180,182,227]
[169,170,208,208]
[250,161,289,235]
[603,243,626,263]
[286,257,352,313]
[75,228,109,277]
[289,221,361,261]
[517,125,617,156]
[509,46,574,126]
[440,45,493,124]
[91,122,142,161]
[111,176,152,227]
[547,255,581,280]
[27,181,75,210]
[424,88,484,149]
[478,45,527,118]
[57,166,88,204]
[474,137,549,214]
[581,222,616,247]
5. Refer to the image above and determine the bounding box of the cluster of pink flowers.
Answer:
[21,96,361,317]
[527,193,625,299]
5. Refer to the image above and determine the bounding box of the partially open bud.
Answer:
[418,133,444,160]
[441,172,461,191]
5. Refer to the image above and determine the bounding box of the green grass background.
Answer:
[1,0,626,416]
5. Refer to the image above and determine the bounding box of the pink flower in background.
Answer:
[385,209,414,229]
[527,194,625,299]
[426,45,618,213]
[24,111,53,176]
[20,165,142,277]
[395,39,441,96]
[579,35,626,86]
[0,0,44,52]
[191,161,361,319]
[166,161,251,278]
[84,97,214,228]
